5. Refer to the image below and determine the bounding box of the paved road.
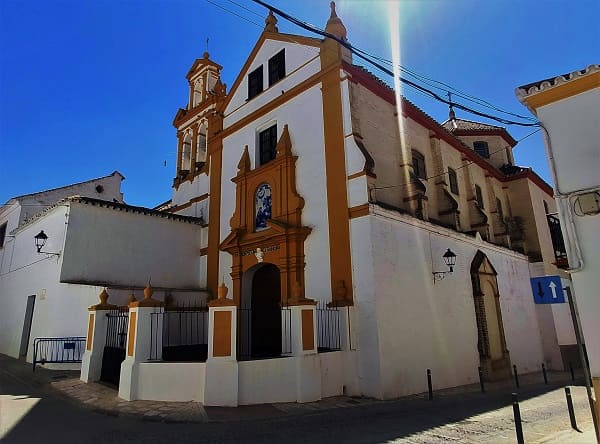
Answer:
[0,360,595,443]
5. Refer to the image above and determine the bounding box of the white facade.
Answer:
[0,190,207,363]
[516,65,600,423]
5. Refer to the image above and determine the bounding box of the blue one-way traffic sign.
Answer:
[530,275,565,304]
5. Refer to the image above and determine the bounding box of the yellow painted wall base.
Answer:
[593,377,600,438]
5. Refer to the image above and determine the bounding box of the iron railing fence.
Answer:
[316,301,342,352]
[149,302,209,361]
[105,307,129,350]
[32,337,86,371]
[238,306,292,361]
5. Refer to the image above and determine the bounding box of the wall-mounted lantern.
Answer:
[34,230,60,256]
[432,248,457,283]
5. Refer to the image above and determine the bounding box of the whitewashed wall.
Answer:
[351,206,544,398]
[224,38,321,126]
[536,85,600,377]
[219,84,331,301]
[0,206,127,361]
[61,201,204,289]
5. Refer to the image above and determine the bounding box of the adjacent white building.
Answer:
[516,63,600,431]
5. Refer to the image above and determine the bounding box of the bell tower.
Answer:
[186,51,223,110]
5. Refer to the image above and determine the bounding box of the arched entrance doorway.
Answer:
[240,263,282,359]
[471,251,511,381]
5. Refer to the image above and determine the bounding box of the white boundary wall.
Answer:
[350,206,545,399]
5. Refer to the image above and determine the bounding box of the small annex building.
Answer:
[0,171,207,370]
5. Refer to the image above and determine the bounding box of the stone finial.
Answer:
[143,282,154,300]
[265,10,278,33]
[214,78,226,96]
[217,282,229,300]
[203,51,210,60]
[287,281,316,306]
[129,280,164,308]
[127,291,137,304]
[237,145,251,175]
[89,288,117,311]
[275,124,292,158]
[325,1,347,41]
[99,288,109,305]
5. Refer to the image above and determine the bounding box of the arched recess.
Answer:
[239,262,282,359]
[182,132,192,171]
[196,121,208,164]
[470,250,511,381]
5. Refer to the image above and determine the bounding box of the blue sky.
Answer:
[1,0,598,207]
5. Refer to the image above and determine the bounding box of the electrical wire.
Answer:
[373,128,541,191]
[249,0,539,127]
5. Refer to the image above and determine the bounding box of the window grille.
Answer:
[268,49,285,86]
[448,167,459,194]
[475,185,484,209]
[259,125,277,166]
[248,66,263,100]
[412,150,427,180]
[474,141,490,158]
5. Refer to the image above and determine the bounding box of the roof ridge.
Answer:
[516,64,600,98]
[4,171,124,204]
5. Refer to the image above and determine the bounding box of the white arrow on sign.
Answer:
[549,281,558,299]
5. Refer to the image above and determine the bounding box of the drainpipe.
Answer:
[539,124,586,273]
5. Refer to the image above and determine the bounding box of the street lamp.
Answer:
[34,230,48,253]
[34,230,60,256]
[433,248,457,283]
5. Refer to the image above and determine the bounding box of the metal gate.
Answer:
[100,307,129,386]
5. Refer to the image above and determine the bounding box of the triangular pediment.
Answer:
[221,31,321,114]
[186,54,223,81]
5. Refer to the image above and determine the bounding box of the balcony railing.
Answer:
[547,214,569,269]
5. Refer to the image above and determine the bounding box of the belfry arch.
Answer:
[470,250,511,380]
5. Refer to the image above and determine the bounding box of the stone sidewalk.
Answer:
[2,352,597,442]
[49,365,592,424]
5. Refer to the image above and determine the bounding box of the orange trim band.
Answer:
[301,309,315,351]
[213,310,232,357]
[349,203,369,219]
[86,314,94,351]
[127,312,136,357]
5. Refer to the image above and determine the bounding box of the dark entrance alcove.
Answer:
[240,263,282,359]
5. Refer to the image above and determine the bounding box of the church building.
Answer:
[78,4,572,405]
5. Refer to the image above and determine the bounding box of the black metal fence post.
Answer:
[569,362,575,381]
[565,387,578,430]
[512,393,525,444]
[542,363,548,385]
[478,366,485,393]
[513,364,520,388]
[427,368,433,400]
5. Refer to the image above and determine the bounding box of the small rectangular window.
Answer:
[474,141,490,158]
[475,185,484,209]
[448,167,459,195]
[496,198,504,221]
[259,124,278,166]
[0,222,7,248]
[412,150,427,180]
[248,66,263,100]
[268,49,285,86]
